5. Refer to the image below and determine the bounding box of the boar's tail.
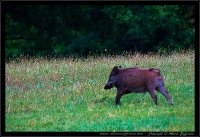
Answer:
[149,68,160,75]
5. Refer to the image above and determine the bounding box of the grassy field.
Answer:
[5,51,195,132]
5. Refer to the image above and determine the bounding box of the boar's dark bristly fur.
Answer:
[104,66,173,105]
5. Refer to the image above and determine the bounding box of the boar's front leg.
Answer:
[115,88,125,105]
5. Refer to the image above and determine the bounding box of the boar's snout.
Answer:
[104,82,113,89]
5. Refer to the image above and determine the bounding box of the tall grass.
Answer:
[5,51,194,131]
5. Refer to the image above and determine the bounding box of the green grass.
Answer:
[5,51,195,132]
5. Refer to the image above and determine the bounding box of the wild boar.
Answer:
[104,66,173,105]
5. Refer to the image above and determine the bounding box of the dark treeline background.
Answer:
[5,5,195,58]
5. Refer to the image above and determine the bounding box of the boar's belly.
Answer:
[126,87,146,93]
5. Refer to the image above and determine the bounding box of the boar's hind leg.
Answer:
[147,85,158,105]
[148,90,158,105]
[156,80,173,105]
[157,87,174,105]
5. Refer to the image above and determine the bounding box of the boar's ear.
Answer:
[111,66,119,75]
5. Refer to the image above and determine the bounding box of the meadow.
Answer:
[5,51,195,132]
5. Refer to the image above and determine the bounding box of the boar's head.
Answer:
[104,66,119,89]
